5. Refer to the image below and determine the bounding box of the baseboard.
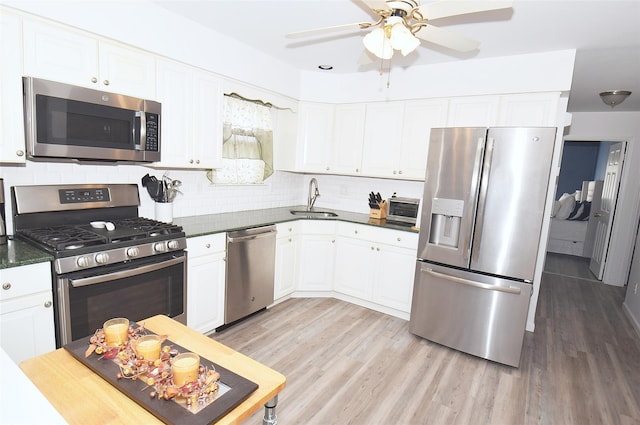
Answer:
[622,301,640,338]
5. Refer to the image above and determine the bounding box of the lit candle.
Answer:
[171,353,200,386]
[135,335,162,361]
[103,318,129,346]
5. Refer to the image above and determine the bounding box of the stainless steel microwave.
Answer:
[387,196,420,226]
[23,77,161,163]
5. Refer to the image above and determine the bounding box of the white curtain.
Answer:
[207,96,273,184]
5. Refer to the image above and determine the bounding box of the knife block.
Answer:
[369,201,387,219]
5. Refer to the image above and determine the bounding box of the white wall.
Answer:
[564,111,640,289]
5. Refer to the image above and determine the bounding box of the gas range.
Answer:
[12,184,186,274]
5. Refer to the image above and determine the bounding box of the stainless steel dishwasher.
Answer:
[223,225,276,326]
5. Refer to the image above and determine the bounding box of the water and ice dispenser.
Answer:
[428,198,464,248]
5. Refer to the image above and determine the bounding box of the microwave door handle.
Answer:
[134,110,146,149]
[69,256,184,287]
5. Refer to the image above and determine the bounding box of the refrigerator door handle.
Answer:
[471,136,495,263]
[422,267,522,295]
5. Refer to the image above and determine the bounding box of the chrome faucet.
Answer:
[308,178,320,211]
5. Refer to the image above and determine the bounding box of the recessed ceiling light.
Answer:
[318,65,333,70]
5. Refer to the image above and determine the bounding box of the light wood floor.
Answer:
[213,264,640,424]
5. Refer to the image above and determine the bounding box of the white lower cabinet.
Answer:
[0,262,55,364]
[274,222,299,300]
[296,221,337,292]
[334,223,418,315]
[186,233,226,334]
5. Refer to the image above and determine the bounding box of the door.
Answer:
[417,127,486,268]
[471,127,556,280]
[590,142,626,279]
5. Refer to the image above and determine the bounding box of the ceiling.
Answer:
[154,0,640,112]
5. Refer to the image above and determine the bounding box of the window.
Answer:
[207,95,273,184]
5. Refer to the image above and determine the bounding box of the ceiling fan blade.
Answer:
[414,24,480,52]
[359,0,391,13]
[286,22,370,39]
[418,0,513,21]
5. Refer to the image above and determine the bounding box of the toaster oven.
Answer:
[387,197,420,226]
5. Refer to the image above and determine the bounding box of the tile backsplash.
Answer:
[0,161,423,234]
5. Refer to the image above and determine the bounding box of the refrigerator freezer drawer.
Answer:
[409,262,532,367]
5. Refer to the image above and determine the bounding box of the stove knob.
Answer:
[95,253,110,264]
[77,256,91,268]
[126,247,140,258]
[167,240,180,250]
[154,242,167,253]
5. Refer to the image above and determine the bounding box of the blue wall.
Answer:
[556,141,599,198]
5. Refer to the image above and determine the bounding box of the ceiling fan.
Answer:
[286,0,513,61]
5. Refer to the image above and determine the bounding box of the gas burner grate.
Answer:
[21,226,107,251]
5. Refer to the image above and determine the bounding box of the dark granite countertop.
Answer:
[0,238,53,270]
[173,206,419,238]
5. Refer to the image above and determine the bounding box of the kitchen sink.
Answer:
[290,210,338,218]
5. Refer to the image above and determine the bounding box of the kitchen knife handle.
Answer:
[422,268,521,295]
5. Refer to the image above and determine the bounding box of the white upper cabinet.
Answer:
[297,102,334,173]
[497,92,560,126]
[0,11,26,164]
[446,95,500,127]
[361,102,405,178]
[22,19,156,99]
[331,104,366,175]
[398,99,449,180]
[154,59,222,169]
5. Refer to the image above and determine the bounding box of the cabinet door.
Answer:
[331,104,365,175]
[372,245,416,312]
[399,99,448,180]
[23,19,98,88]
[297,236,335,291]
[297,102,334,172]
[0,11,26,163]
[334,237,375,300]
[275,234,298,300]
[155,59,193,168]
[446,96,500,127]
[98,41,156,99]
[0,291,55,364]
[361,102,404,178]
[191,69,223,169]
[155,60,223,169]
[497,92,560,126]
[187,250,225,333]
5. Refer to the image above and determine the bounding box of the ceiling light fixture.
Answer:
[362,15,420,60]
[599,90,632,108]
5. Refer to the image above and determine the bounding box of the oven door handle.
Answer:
[69,256,184,288]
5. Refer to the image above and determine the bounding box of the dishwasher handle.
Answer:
[227,227,277,243]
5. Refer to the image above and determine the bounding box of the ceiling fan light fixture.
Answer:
[599,90,632,108]
[363,26,393,59]
[390,23,420,56]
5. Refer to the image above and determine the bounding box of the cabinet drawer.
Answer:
[186,233,226,258]
[547,238,584,256]
[336,222,418,250]
[0,262,51,301]
[276,221,300,237]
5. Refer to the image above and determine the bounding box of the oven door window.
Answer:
[62,254,185,343]
[36,94,135,149]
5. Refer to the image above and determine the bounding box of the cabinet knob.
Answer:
[288,238,292,242]
[91,77,98,83]
[376,247,380,251]
[326,167,330,171]
[16,150,24,157]
[196,159,200,164]
[393,170,397,174]
[288,227,292,232]
[2,282,10,290]
[397,237,401,241]
[205,243,211,248]
[355,168,359,173]
[44,300,52,308]
[371,246,375,250]
[398,170,403,174]
[189,159,194,164]
[354,230,358,234]
[103,80,110,86]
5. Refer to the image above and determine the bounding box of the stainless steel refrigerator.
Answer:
[409,127,556,367]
